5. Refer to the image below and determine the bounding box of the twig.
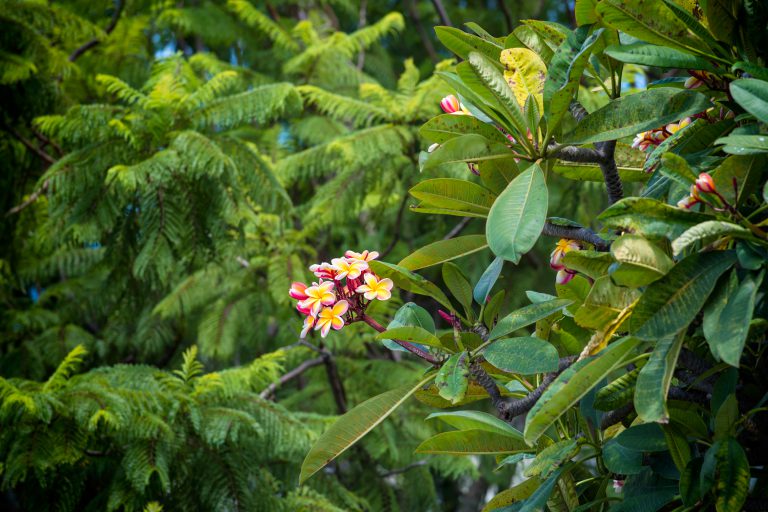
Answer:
[322,350,348,413]
[542,222,610,251]
[6,180,49,216]
[430,0,453,27]
[443,217,472,240]
[5,124,56,164]
[259,356,325,399]
[69,0,124,62]
[600,403,634,430]
[379,460,428,477]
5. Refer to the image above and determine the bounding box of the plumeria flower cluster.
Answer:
[288,250,394,338]
[631,117,693,152]
[550,239,581,285]
[676,172,719,209]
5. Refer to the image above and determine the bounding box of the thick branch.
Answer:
[542,222,610,251]
[259,356,325,399]
[69,0,124,62]
[430,0,453,27]
[600,403,634,430]
[322,351,348,413]
[6,180,49,216]
[362,314,440,365]
[596,140,623,205]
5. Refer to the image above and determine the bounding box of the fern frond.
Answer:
[226,0,299,52]
[192,83,301,130]
[43,345,87,392]
[297,85,391,127]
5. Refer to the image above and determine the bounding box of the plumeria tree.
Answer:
[296,1,768,511]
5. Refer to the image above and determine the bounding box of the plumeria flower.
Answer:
[440,94,461,114]
[550,239,580,271]
[467,162,480,175]
[612,480,624,494]
[556,269,577,285]
[300,314,316,338]
[695,172,716,194]
[289,281,309,300]
[355,273,394,301]
[665,117,692,135]
[344,250,379,263]
[298,281,336,315]
[331,257,368,280]
[309,262,335,280]
[315,300,349,337]
[677,195,700,209]
[631,131,655,151]
[684,76,704,89]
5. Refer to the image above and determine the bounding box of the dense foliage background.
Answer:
[2,0,768,511]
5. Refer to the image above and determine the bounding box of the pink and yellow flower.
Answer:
[695,172,716,194]
[344,250,379,263]
[665,117,692,135]
[440,94,461,114]
[298,281,336,315]
[289,281,309,300]
[331,257,368,280]
[355,273,394,301]
[556,269,577,285]
[550,239,580,271]
[309,262,335,280]
[300,314,316,338]
[676,195,700,209]
[315,300,349,337]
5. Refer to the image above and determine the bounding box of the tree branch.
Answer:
[259,356,325,399]
[69,0,124,62]
[443,217,472,240]
[6,180,49,216]
[430,0,453,27]
[542,222,610,251]
[378,460,428,477]
[406,0,439,63]
[322,349,348,413]
[596,140,623,205]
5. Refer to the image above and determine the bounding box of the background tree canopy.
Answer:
[2,0,768,511]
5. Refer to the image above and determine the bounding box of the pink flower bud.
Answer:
[289,281,309,300]
[440,94,461,114]
[437,309,454,324]
[467,162,480,175]
[556,269,576,285]
[695,172,716,194]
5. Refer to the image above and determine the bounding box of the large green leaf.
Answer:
[562,89,711,144]
[595,0,711,57]
[299,373,434,483]
[634,332,684,423]
[474,256,504,304]
[415,381,514,408]
[484,337,559,374]
[701,438,750,512]
[422,134,518,172]
[524,439,580,478]
[610,234,674,287]
[488,298,573,341]
[672,221,754,256]
[544,26,604,131]
[630,251,736,340]
[517,468,565,512]
[381,302,435,352]
[427,410,524,439]
[398,235,488,271]
[500,47,547,109]
[703,270,763,367]
[604,43,719,72]
[486,164,548,263]
[716,134,768,155]
[370,261,453,311]
[443,262,474,318]
[524,337,641,445]
[561,250,613,279]
[482,478,540,512]
[574,276,640,330]
[435,352,470,404]
[419,114,511,144]
[415,429,529,455]
[435,26,503,63]
[598,197,713,239]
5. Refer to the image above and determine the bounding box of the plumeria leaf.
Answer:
[483,337,559,374]
[375,326,444,350]
[500,47,547,110]
[398,235,488,271]
[442,262,474,319]
[409,178,496,218]
[435,352,470,405]
[415,429,528,455]
[419,114,510,145]
[369,261,453,311]
[634,332,684,423]
[473,256,504,304]
[488,298,573,341]
[427,410,524,439]
[435,26,503,63]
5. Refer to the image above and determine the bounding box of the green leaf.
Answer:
[299,373,434,483]
[598,197,713,239]
[474,257,504,304]
[482,478,540,512]
[603,439,644,475]
[524,337,641,445]
[704,270,763,366]
[483,289,506,328]
[611,234,674,287]
[427,410,524,439]
[595,0,711,57]
[435,26,503,63]
[369,261,453,311]
[489,298,573,341]
[443,262,474,317]
[467,52,530,138]
[714,394,739,441]
[562,89,711,144]
[715,134,768,155]
[415,381,513,408]
[662,424,692,473]
[375,326,444,350]
[382,302,435,352]
[561,251,613,279]
[631,251,736,340]
[517,468,565,512]
[524,439,580,478]
[399,235,488,271]
[704,438,751,512]
[672,221,754,256]
[435,352,470,404]
[419,114,511,144]
[634,332,684,423]
[544,26,604,130]
[594,366,641,411]
[484,337,559,374]
[422,134,519,172]
[604,43,719,72]
[615,423,668,452]
[500,47,547,110]
[486,164,548,264]
[574,276,639,330]
[415,429,529,455]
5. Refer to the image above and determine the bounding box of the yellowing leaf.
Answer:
[500,48,547,109]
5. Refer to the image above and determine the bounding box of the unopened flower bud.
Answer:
[695,172,716,194]
[440,95,461,114]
